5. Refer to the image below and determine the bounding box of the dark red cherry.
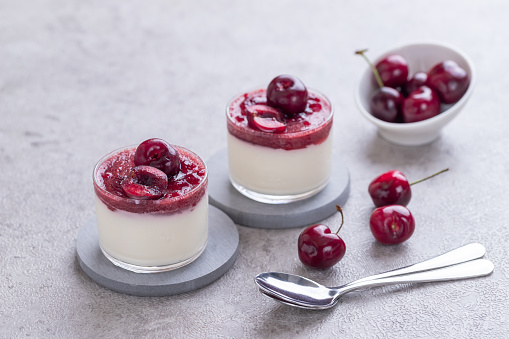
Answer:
[121,165,168,199]
[267,75,308,115]
[298,206,346,269]
[369,170,411,207]
[426,60,470,104]
[375,54,409,89]
[403,72,428,97]
[134,138,180,177]
[246,104,286,133]
[368,169,449,207]
[370,87,403,122]
[402,86,440,123]
[356,49,403,123]
[369,205,415,245]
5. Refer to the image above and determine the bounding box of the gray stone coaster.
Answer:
[208,149,350,229]
[76,206,239,297]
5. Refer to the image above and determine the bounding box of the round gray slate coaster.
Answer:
[208,149,350,229]
[76,205,239,297]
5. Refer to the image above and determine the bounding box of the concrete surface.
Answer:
[1,0,508,338]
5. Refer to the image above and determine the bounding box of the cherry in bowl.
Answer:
[355,42,475,146]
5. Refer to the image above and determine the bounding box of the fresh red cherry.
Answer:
[370,87,403,122]
[403,72,428,97]
[121,165,168,199]
[267,75,308,115]
[298,206,346,269]
[368,169,449,207]
[426,60,470,104]
[246,104,286,133]
[374,54,409,89]
[402,86,440,123]
[356,49,402,123]
[134,138,180,177]
[369,205,415,245]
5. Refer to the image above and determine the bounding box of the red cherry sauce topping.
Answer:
[94,146,207,214]
[121,165,168,200]
[227,89,332,150]
[246,104,286,133]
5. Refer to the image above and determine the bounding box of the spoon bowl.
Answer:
[256,272,337,309]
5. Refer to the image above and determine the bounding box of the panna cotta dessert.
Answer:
[226,75,334,204]
[93,138,208,273]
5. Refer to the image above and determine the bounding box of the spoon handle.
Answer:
[352,243,485,284]
[338,259,494,296]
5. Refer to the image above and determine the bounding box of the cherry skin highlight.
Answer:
[370,87,403,122]
[375,54,409,89]
[403,72,428,97]
[369,170,411,207]
[134,138,181,177]
[369,205,415,245]
[298,206,346,269]
[356,49,403,122]
[246,104,286,133]
[121,165,168,200]
[426,60,470,104]
[267,75,308,115]
[368,168,449,207]
[402,86,440,123]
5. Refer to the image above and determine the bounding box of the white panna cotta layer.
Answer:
[95,194,208,268]
[227,132,333,197]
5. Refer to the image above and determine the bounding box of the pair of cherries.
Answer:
[120,138,181,200]
[298,168,448,269]
[356,49,470,123]
[245,75,309,133]
[368,168,448,245]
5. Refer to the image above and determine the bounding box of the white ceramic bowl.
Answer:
[355,42,475,146]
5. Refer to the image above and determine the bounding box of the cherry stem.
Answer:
[335,205,344,234]
[410,168,449,186]
[355,49,385,89]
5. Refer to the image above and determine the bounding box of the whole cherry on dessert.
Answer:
[402,86,440,123]
[368,168,449,207]
[134,138,181,177]
[426,60,470,104]
[246,104,286,133]
[121,165,168,199]
[267,75,308,115]
[369,205,415,245]
[374,54,409,89]
[298,206,346,269]
[403,72,428,97]
[356,49,403,123]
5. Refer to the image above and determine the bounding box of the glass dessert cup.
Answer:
[93,145,208,273]
[226,88,334,204]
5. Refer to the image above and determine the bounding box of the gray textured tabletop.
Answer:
[1,1,508,338]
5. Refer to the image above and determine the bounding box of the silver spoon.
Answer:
[255,243,493,310]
